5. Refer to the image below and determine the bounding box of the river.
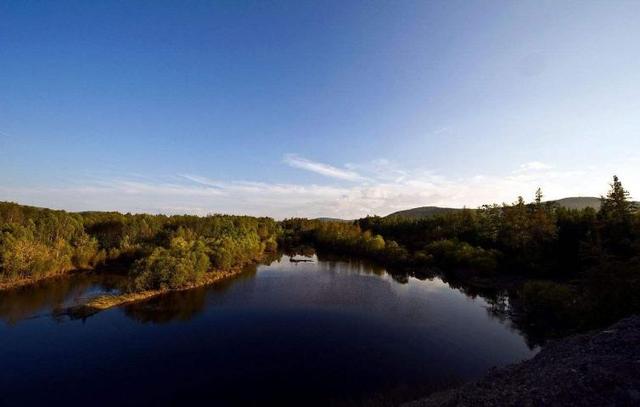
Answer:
[0,254,537,406]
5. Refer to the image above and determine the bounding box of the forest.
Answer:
[1,176,638,336]
[0,204,279,291]
[280,176,640,334]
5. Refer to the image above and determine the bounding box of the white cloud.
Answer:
[516,161,553,172]
[283,154,366,182]
[345,159,408,183]
[179,174,225,189]
[0,159,637,219]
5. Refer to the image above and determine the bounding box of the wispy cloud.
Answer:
[516,161,553,172]
[179,174,225,189]
[284,154,366,182]
[0,159,637,219]
[345,159,408,183]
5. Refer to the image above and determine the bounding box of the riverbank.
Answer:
[64,268,244,318]
[404,315,640,406]
[0,268,83,292]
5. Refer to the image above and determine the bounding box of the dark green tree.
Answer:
[535,187,543,206]
[600,175,634,223]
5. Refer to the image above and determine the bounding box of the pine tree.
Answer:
[600,175,633,222]
[535,187,543,205]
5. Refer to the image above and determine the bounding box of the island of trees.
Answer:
[1,176,638,336]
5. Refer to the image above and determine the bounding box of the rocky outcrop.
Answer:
[404,316,640,407]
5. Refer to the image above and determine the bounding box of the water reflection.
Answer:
[313,250,546,347]
[0,252,539,406]
[0,252,545,346]
[124,287,208,324]
[124,266,259,324]
[0,272,124,325]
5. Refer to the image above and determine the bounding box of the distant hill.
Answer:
[548,196,639,211]
[548,197,602,210]
[384,196,638,220]
[314,217,352,223]
[385,206,462,220]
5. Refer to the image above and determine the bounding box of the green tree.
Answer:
[600,175,634,223]
[131,236,210,291]
[535,187,543,206]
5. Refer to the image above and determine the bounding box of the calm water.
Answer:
[0,255,537,406]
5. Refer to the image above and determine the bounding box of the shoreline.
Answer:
[63,267,246,318]
[0,268,83,292]
[1,251,276,293]
[403,315,640,406]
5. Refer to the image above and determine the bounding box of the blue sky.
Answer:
[1,1,639,218]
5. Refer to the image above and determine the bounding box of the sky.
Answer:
[1,1,639,219]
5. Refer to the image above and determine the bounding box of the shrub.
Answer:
[425,239,498,273]
[131,237,210,291]
[0,224,75,282]
[521,280,577,325]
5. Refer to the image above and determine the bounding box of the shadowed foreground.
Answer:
[404,315,640,407]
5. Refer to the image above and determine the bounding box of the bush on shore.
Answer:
[131,236,210,291]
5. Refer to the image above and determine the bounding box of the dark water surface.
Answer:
[0,256,537,406]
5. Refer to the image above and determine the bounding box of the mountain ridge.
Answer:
[384,196,639,219]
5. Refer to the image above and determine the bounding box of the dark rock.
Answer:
[404,315,640,407]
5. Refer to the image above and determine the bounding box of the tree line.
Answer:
[280,176,640,334]
[2,175,638,335]
[0,204,279,291]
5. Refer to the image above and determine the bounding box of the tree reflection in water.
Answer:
[123,287,209,324]
[0,272,124,325]
[123,264,260,324]
[0,251,554,346]
[313,249,552,347]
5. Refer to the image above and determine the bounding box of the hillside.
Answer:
[547,196,637,210]
[314,217,352,223]
[550,196,603,210]
[385,206,462,220]
[383,196,640,220]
